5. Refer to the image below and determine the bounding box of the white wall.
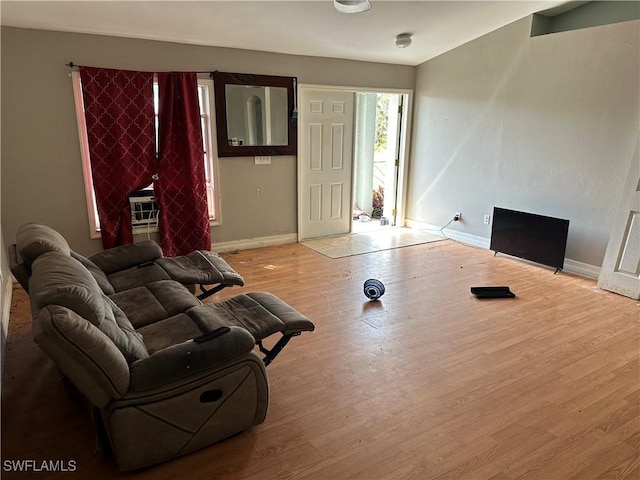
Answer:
[406,17,640,268]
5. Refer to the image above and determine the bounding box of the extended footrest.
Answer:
[187,292,315,365]
[157,251,245,300]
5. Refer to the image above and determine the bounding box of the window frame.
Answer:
[71,72,221,239]
[198,79,222,227]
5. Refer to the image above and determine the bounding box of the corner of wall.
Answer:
[0,232,13,391]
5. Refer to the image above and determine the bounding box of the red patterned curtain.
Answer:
[80,67,155,249]
[156,72,211,256]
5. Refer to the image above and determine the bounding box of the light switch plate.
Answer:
[255,156,272,165]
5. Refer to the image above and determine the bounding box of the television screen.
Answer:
[490,207,569,271]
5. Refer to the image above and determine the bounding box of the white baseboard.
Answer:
[211,233,298,253]
[404,219,490,248]
[404,219,600,279]
[563,259,601,279]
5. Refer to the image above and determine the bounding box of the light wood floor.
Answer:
[2,240,639,479]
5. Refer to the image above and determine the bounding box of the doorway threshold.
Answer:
[351,218,393,234]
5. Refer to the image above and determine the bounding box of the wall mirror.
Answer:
[214,71,297,157]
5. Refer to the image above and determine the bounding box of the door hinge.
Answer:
[398,105,403,114]
[392,209,397,216]
[395,159,400,167]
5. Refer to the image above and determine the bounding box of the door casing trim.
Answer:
[297,83,413,242]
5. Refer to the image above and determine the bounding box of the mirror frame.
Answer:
[214,71,297,157]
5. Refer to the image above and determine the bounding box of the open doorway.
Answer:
[352,92,404,233]
[297,85,411,241]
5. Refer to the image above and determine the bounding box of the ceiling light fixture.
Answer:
[334,0,371,14]
[395,33,412,49]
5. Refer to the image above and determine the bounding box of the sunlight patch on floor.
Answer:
[300,227,444,258]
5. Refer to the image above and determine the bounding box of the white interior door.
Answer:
[299,90,355,240]
[598,131,640,299]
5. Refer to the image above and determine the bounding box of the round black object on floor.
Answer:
[364,279,385,300]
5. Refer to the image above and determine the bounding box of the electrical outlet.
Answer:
[484,214,491,225]
[454,212,461,221]
[255,156,272,165]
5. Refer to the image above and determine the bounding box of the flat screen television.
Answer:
[490,207,569,273]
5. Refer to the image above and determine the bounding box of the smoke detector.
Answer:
[334,0,371,14]
[395,33,412,48]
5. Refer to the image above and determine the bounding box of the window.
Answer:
[72,72,220,238]
[197,81,219,222]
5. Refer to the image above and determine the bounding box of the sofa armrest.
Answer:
[129,326,256,392]
[88,240,163,274]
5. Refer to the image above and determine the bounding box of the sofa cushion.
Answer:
[107,263,171,293]
[17,223,71,264]
[102,297,150,362]
[136,313,204,354]
[88,240,163,274]
[71,251,116,295]
[109,280,201,329]
[30,252,106,324]
[30,252,148,363]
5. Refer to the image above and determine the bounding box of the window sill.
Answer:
[90,219,221,240]
[132,224,159,236]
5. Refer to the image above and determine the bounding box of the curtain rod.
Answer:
[66,62,217,77]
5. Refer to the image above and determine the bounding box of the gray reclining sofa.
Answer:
[9,223,315,471]
[10,223,245,300]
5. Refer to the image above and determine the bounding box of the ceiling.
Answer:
[0,1,569,66]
